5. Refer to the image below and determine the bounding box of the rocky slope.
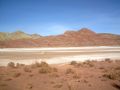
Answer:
[0,28,120,48]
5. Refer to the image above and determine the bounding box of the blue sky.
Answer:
[0,0,120,36]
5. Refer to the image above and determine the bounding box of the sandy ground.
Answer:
[0,46,120,90]
[0,60,120,90]
[0,46,120,66]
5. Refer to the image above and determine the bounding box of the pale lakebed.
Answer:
[0,46,120,66]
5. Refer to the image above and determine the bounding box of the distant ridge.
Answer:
[0,28,120,47]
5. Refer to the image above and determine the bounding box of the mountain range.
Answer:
[0,28,120,48]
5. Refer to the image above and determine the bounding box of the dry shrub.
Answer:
[66,68,75,74]
[52,67,58,72]
[50,73,59,78]
[40,61,49,67]
[24,66,31,72]
[31,61,49,68]
[7,62,15,68]
[38,62,57,74]
[16,63,25,68]
[103,70,120,80]
[111,83,120,90]
[105,58,112,63]
[83,60,94,67]
[32,62,41,68]
[13,72,21,78]
[70,61,77,65]
[39,66,52,73]
[76,62,84,67]
[73,73,80,79]
[16,63,20,68]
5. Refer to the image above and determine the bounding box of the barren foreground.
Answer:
[0,46,120,90]
[0,60,120,90]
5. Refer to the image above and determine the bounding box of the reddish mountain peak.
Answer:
[64,30,77,36]
[78,28,96,35]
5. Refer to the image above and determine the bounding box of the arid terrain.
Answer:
[0,28,120,90]
[0,47,120,90]
[0,60,120,90]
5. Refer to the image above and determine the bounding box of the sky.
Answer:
[0,0,120,36]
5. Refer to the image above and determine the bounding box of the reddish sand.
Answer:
[0,60,120,90]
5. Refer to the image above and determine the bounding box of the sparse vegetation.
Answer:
[52,67,58,72]
[104,58,112,63]
[83,60,94,67]
[66,68,75,74]
[1,60,120,90]
[7,62,15,68]
[24,66,31,72]
[73,73,80,79]
[13,72,21,78]
[103,67,120,80]
[34,62,41,67]
[70,61,77,65]
[111,83,120,90]
[40,61,49,67]
[39,66,52,73]
[38,62,58,74]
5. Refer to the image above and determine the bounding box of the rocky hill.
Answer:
[0,28,120,48]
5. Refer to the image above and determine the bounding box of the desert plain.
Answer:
[0,46,120,90]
